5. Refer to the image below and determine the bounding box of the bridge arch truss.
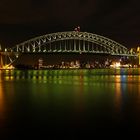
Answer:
[3,31,137,66]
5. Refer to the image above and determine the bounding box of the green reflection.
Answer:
[1,69,140,129]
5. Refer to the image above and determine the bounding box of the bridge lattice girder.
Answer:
[9,31,133,56]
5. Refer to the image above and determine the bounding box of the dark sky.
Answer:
[0,0,140,48]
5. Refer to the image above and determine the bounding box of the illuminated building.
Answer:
[38,58,43,69]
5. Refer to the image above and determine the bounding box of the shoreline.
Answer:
[0,67,140,70]
[1,68,140,76]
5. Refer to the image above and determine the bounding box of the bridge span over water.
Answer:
[0,31,137,68]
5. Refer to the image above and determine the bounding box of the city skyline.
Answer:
[0,0,140,49]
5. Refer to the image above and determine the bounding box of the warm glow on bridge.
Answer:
[2,65,14,70]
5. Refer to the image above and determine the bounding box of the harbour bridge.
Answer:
[0,31,137,68]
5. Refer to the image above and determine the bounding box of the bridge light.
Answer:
[74,27,77,32]
[5,48,7,52]
[77,26,80,32]
[137,46,140,52]
[74,26,80,32]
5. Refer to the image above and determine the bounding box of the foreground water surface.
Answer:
[0,69,140,136]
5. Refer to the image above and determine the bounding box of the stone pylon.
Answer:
[137,47,140,65]
[0,45,3,68]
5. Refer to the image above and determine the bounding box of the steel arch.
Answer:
[6,31,136,65]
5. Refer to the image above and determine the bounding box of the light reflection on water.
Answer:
[1,69,140,133]
[0,71,5,127]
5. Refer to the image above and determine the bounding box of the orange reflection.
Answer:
[73,76,85,118]
[0,71,6,127]
[127,75,133,93]
[114,75,122,113]
[138,76,140,96]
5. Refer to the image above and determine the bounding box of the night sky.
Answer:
[0,0,140,48]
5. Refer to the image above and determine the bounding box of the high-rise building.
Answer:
[38,58,43,69]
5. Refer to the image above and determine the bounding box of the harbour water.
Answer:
[0,69,140,137]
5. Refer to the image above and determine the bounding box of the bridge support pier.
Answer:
[138,52,140,66]
[136,47,140,66]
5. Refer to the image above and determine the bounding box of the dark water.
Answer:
[0,69,140,137]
